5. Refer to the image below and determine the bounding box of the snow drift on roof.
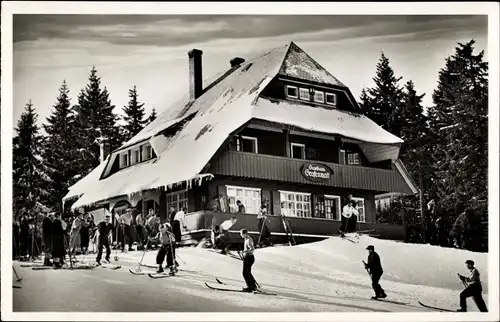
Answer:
[63,158,108,201]
[253,98,403,145]
[279,42,347,87]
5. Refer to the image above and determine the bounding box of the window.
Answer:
[352,197,366,223]
[131,148,140,165]
[326,93,336,106]
[226,186,261,214]
[142,144,153,161]
[166,191,188,212]
[236,136,258,153]
[314,90,324,103]
[286,85,298,98]
[120,153,129,168]
[347,153,360,165]
[324,195,341,220]
[299,88,310,101]
[280,191,312,218]
[339,149,346,165]
[291,143,306,159]
[376,197,391,211]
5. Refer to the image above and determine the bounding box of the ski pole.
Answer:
[13,266,22,282]
[362,260,372,276]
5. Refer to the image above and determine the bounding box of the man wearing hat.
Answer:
[364,245,387,299]
[457,260,488,312]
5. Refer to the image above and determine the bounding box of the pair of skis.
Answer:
[205,277,277,296]
[128,268,177,279]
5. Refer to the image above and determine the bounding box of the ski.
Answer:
[205,282,276,295]
[99,264,121,270]
[418,301,456,312]
[371,298,408,306]
[148,272,175,279]
[211,278,276,296]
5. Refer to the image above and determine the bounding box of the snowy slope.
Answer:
[137,235,488,313]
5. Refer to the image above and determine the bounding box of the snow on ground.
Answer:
[134,235,488,312]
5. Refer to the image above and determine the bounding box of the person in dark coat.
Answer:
[96,214,113,264]
[168,206,176,226]
[80,215,90,254]
[42,213,54,266]
[13,220,20,259]
[19,216,30,258]
[51,213,66,268]
[364,245,387,299]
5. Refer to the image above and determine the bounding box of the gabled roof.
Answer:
[279,42,347,87]
[65,42,409,208]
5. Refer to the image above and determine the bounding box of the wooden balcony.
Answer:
[210,150,413,194]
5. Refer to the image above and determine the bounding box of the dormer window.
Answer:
[314,91,324,103]
[131,148,140,165]
[326,93,337,106]
[120,153,129,169]
[236,136,258,153]
[299,88,310,101]
[286,85,298,98]
[142,144,153,161]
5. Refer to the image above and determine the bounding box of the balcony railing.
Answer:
[210,150,413,194]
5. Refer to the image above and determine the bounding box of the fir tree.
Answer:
[122,85,147,141]
[41,80,80,213]
[73,67,121,175]
[427,40,488,211]
[13,101,49,217]
[148,107,157,123]
[360,52,404,136]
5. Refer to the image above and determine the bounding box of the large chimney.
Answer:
[98,137,110,163]
[230,57,245,67]
[188,49,203,101]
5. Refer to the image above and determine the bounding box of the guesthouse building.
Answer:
[64,42,418,244]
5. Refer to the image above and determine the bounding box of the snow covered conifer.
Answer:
[41,80,80,213]
[13,101,49,217]
[122,85,148,141]
[72,66,121,176]
[427,40,488,211]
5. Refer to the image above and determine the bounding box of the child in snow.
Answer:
[155,223,177,275]
[457,260,488,312]
[239,229,257,292]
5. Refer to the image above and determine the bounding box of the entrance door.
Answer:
[324,195,341,220]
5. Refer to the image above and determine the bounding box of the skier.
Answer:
[364,245,387,299]
[339,199,358,236]
[240,228,257,292]
[173,207,187,246]
[95,215,113,265]
[51,213,66,268]
[457,260,488,312]
[211,225,221,249]
[155,223,177,275]
[135,212,146,250]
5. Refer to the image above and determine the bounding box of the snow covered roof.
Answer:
[66,41,411,208]
[279,42,347,87]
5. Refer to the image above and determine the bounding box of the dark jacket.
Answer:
[97,222,113,243]
[42,217,53,235]
[366,252,383,275]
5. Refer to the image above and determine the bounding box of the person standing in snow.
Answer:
[69,212,83,255]
[173,207,187,246]
[219,217,238,254]
[239,228,257,292]
[135,212,146,249]
[95,215,113,265]
[51,213,66,268]
[146,209,160,249]
[168,206,177,226]
[154,222,177,275]
[364,245,387,299]
[116,208,134,252]
[42,213,54,266]
[257,204,272,247]
[339,198,358,236]
[457,260,488,312]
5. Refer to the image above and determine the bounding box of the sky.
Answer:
[13,14,488,127]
